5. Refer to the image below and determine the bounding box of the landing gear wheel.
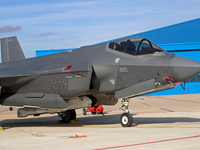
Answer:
[82,108,87,115]
[119,98,133,127]
[69,109,76,120]
[60,109,76,123]
[120,113,133,127]
[61,110,70,123]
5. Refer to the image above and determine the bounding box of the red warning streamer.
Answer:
[165,75,182,87]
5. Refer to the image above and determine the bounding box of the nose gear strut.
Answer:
[119,98,130,113]
[119,98,133,127]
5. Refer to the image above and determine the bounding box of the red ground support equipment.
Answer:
[82,104,104,115]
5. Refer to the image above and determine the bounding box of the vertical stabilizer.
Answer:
[1,36,26,63]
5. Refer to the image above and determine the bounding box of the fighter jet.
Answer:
[0,36,200,127]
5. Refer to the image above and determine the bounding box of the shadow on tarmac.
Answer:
[134,117,200,124]
[1,113,200,129]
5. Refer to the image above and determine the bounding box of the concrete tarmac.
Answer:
[0,94,200,150]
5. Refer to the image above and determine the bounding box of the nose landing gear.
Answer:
[119,98,133,127]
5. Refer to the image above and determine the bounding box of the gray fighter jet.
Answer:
[0,36,200,127]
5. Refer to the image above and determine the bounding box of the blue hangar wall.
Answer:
[36,18,200,96]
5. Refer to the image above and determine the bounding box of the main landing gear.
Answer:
[119,98,133,127]
[58,109,76,123]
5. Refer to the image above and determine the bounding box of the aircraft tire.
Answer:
[120,113,133,127]
[60,110,76,123]
[61,110,71,123]
[69,109,76,120]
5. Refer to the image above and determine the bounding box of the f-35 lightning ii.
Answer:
[0,36,200,127]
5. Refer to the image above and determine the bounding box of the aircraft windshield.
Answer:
[108,37,164,56]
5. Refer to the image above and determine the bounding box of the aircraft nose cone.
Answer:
[171,56,200,82]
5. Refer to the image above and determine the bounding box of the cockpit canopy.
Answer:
[109,37,164,55]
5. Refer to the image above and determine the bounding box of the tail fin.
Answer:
[1,36,26,63]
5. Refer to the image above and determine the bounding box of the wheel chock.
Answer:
[0,126,3,130]
[57,120,64,124]
[57,120,80,124]
[69,120,80,124]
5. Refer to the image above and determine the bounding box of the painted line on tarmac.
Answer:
[134,126,200,128]
[94,135,200,150]
[83,125,200,128]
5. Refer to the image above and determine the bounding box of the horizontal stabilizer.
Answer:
[1,36,25,63]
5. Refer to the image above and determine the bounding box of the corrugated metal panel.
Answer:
[170,51,200,62]
[97,18,200,46]
[130,18,200,44]
[159,42,200,51]
[36,49,75,57]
